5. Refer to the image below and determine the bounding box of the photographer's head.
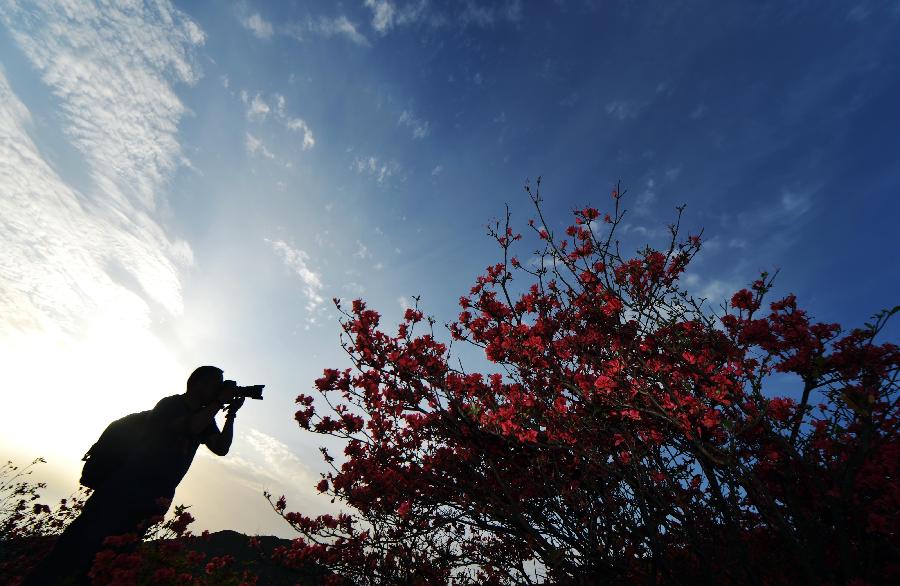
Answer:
[186,365,224,406]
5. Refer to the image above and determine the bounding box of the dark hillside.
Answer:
[178,529,328,585]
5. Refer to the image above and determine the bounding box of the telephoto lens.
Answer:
[223,380,265,400]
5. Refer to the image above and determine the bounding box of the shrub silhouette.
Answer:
[1,458,89,582]
[1,460,270,585]
[276,182,899,584]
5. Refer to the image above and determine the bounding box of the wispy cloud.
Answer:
[690,103,708,120]
[365,0,397,34]
[208,428,336,516]
[245,132,275,159]
[460,0,523,27]
[0,0,202,460]
[354,240,372,260]
[634,177,657,214]
[234,428,313,488]
[605,100,641,120]
[0,1,202,329]
[361,0,522,36]
[241,91,315,152]
[236,3,369,47]
[398,109,430,139]
[286,118,315,150]
[241,12,274,39]
[245,92,271,121]
[364,0,430,34]
[311,15,369,46]
[265,239,324,317]
[353,155,400,184]
[780,189,812,216]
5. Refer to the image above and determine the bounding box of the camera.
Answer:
[222,379,265,401]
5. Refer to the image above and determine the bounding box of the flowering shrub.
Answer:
[1,459,261,585]
[279,180,899,584]
[0,458,88,584]
[88,504,260,585]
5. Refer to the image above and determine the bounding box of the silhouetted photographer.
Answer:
[23,365,263,585]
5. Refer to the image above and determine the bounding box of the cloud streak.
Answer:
[353,155,400,184]
[245,132,275,159]
[241,91,316,152]
[0,0,202,465]
[398,109,430,139]
[265,239,325,317]
[241,12,274,39]
[0,0,203,334]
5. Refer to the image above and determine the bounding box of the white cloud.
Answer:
[365,0,397,33]
[398,109,430,139]
[245,132,275,159]
[363,0,431,34]
[0,2,204,213]
[694,277,738,309]
[0,0,201,464]
[635,177,657,214]
[265,239,325,314]
[690,103,708,120]
[247,93,271,121]
[243,92,315,151]
[0,1,202,326]
[353,155,400,184]
[245,8,368,47]
[312,15,369,46]
[209,428,335,516]
[431,164,444,176]
[239,429,312,487]
[781,189,812,216]
[354,240,372,260]
[241,12,274,39]
[286,118,315,150]
[605,100,640,120]
[359,1,523,37]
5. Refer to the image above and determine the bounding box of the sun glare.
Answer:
[0,321,185,467]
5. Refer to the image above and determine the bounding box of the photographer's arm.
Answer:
[204,398,243,456]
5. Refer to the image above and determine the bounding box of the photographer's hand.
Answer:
[225,397,244,421]
[207,397,243,456]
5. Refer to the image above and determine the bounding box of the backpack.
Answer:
[80,410,152,489]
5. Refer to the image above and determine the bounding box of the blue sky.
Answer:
[1,0,898,536]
